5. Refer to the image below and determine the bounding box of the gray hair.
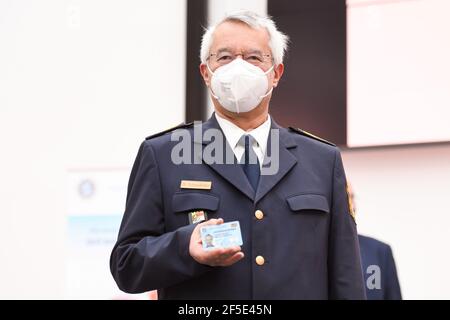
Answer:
[200,11,289,66]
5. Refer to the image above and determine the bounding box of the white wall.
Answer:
[342,144,450,299]
[0,0,186,299]
[347,0,450,147]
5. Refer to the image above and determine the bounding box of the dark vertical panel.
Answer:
[268,0,347,146]
[185,0,208,122]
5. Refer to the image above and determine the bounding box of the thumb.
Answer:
[193,218,223,245]
[200,218,224,227]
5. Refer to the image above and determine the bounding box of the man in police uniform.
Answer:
[110,11,366,299]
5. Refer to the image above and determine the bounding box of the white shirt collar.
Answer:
[214,112,271,156]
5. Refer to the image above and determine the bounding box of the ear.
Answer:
[272,63,284,88]
[199,63,211,87]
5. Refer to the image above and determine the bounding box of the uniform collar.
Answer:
[214,112,271,154]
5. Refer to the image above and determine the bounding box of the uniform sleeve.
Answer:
[383,245,402,300]
[328,148,367,299]
[110,141,211,293]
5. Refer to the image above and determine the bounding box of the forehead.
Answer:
[210,21,271,53]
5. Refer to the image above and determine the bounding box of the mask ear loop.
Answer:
[264,64,275,75]
[259,64,275,99]
[260,87,274,99]
[206,63,219,100]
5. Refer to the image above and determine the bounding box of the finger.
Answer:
[205,249,243,267]
[219,252,245,266]
[217,246,242,260]
[207,246,241,260]
[202,247,242,266]
[214,250,238,262]
[204,248,226,260]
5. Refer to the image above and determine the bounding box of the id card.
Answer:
[200,221,243,250]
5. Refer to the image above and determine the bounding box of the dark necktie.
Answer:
[240,134,260,191]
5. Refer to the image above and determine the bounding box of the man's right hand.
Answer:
[189,218,244,267]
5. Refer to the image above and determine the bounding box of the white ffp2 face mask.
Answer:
[207,59,274,113]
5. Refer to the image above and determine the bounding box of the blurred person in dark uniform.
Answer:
[348,183,402,300]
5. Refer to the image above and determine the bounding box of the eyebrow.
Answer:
[214,48,265,55]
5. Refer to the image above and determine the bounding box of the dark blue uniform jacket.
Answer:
[110,114,366,299]
[359,235,402,300]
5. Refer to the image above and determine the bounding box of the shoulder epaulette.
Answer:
[288,127,336,146]
[145,122,193,140]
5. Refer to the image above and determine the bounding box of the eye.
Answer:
[246,55,263,62]
[217,55,232,61]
